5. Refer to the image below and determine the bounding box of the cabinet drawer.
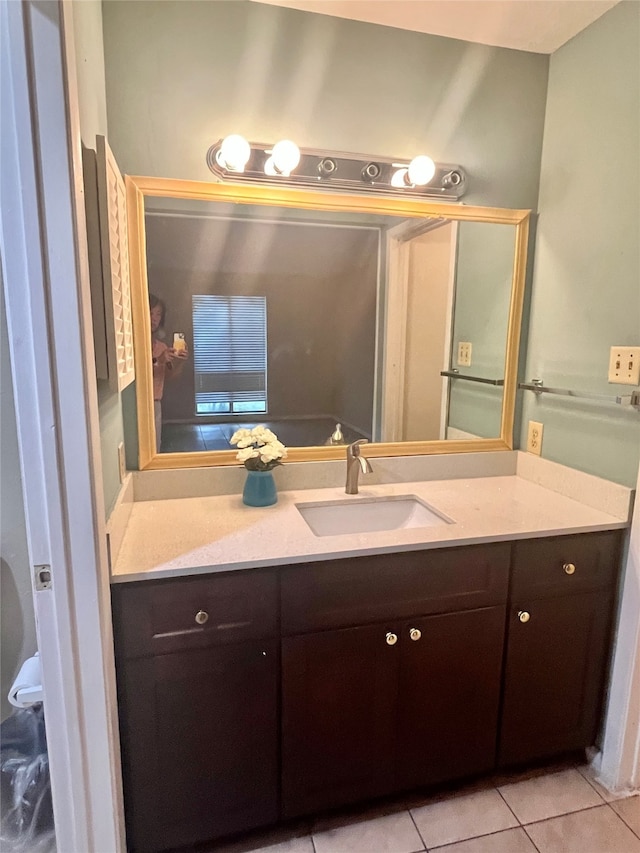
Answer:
[281,543,510,634]
[112,569,278,659]
[511,531,621,600]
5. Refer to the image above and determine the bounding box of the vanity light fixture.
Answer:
[215,134,252,172]
[391,167,410,188]
[391,155,437,188]
[206,137,467,199]
[264,139,301,177]
[408,154,436,185]
[319,157,338,176]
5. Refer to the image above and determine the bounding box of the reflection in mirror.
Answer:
[145,199,379,453]
[141,197,517,455]
[126,177,529,468]
[448,222,516,440]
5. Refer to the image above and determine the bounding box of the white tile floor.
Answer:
[211,764,640,853]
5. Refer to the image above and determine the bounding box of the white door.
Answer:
[1,1,124,849]
[382,220,457,442]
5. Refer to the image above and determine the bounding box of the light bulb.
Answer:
[271,139,300,176]
[391,168,410,188]
[408,155,436,186]
[216,135,251,172]
[263,156,278,177]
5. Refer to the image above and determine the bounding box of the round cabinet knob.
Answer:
[386,632,398,646]
[518,610,531,624]
[409,628,422,642]
[563,562,576,575]
[195,610,209,625]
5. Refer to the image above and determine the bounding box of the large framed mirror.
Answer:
[126,177,529,469]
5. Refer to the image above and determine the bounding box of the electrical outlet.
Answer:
[527,421,543,455]
[608,346,640,385]
[457,342,472,367]
[117,442,126,484]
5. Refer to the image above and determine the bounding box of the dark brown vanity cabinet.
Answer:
[498,531,621,767]
[280,544,510,817]
[397,606,506,790]
[281,623,399,816]
[281,605,506,817]
[112,571,279,853]
[112,531,622,852]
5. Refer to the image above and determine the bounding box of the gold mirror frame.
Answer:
[126,176,530,470]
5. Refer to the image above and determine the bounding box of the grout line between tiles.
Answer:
[495,783,524,827]
[413,823,528,850]
[407,805,430,851]
[429,826,542,853]
[407,783,531,850]
[522,802,640,853]
[521,800,610,828]
[521,823,543,853]
[607,800,640,842]
[310,809,427,853]
[575,765,609,804]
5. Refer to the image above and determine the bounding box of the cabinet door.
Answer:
[398,606,506,789]
[499,591,613,767]
[118,641,278,852]
[282,624,399,817]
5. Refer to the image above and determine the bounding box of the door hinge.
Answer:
[34,564,52,590]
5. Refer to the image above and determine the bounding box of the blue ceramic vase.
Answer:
[242,469,278,507]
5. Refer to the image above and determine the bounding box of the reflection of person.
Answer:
[150,294,188,452]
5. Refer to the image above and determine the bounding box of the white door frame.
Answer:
[1,1,124,849]
[381,222,412,442]
[598,460,640,791]
[439,223,458,440]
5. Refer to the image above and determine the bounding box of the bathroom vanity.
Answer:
[79,111,636,853]
[109,467,629,853]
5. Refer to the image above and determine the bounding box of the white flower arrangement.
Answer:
[230,426,288,472]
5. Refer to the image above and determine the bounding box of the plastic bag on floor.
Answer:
[1,705,56,853]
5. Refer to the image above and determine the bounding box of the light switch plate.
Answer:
[608,346,640,385]
[527,421,543,455]
[117,442,126,484]
[457,342,472,367]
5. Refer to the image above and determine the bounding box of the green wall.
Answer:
[73,0,125,514]
[96,1,639,488]
[449,221,516,438]
[521,1,640,487]
[101,0,549,463]
[102,0,548,209]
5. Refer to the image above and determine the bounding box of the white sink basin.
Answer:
[295,494,454,537]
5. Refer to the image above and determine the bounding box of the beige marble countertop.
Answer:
[110,474,629,583]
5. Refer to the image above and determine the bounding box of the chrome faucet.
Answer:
[345,439,373,494]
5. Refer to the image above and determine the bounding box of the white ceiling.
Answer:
[251,0,620,54]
